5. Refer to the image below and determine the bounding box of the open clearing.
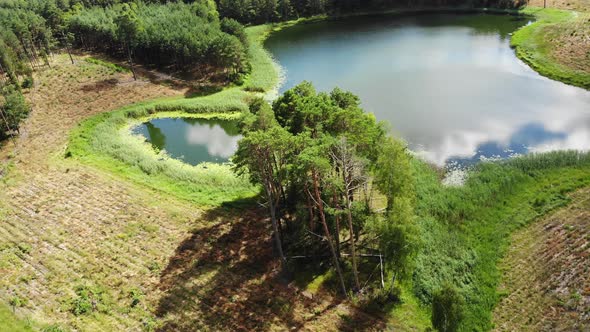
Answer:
[0,55,403,331]
[493,187,590,330]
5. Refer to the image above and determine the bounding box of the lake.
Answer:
[265,13,590,166]
[132,117,241,165]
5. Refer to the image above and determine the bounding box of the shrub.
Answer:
[0,85,30,140]
[69,285,111,316]
[21,76,33,89]
[42,324,67,332]
[431,283,464,332]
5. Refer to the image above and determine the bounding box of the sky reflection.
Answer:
[132,117,241,165]
[265,13,590,166]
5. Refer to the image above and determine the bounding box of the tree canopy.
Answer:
[67,2,249,81]
[234,82,417,298]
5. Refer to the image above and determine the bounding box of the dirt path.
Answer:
[493,187,590,331]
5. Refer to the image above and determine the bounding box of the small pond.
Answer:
[132,117,241,165]
[265,13,590,166]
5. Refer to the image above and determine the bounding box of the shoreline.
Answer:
[68,6,589,203]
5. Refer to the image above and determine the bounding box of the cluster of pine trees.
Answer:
[68,2,250,81]
[234,82,418,297]
[0,1,55,86]
[214,0,527,24]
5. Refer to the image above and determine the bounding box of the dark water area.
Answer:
[265,13,590,166]
[132,117,241,165]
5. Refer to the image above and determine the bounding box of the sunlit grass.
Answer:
[412,150,590,330]
[512,7,590,89]
[0,305,33,332]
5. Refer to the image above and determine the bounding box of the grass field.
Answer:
[0,304,34,331]
[493,186,590,330]
[513,7,590,89]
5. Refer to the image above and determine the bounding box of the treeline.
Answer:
[234,82,418,298]
[0,2,40,142]
[0,1,250,85]
[0,85,30,142]
[0,1,55,86]
[68,2,250,81]
[214,0,528,24]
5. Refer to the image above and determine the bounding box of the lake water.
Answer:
[265,13,590,166]
[132,117,241,165]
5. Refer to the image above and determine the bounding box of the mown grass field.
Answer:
[494,187,590,330]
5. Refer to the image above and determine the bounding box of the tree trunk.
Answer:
[345,190,361,292]
[0,108,13,133]
[62,32,74,65]
[126,41,137,81]
[312,170,347,297]
[265,183,287,269]
[333,192,341,259]
[305,182,315,230]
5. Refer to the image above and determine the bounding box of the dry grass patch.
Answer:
[493,187,590,331]
[528,0,590,11]
[1,54,184,171]
[546,12,590,73]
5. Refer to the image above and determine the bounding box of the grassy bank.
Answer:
[412,151,590,330]
[67,23,285,206]
[513,7,590,89]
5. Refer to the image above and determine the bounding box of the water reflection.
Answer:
[265,13,590,166]
[132,117,241,165]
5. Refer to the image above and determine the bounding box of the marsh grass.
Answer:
[412,150,590,330]
[68,108,256,206]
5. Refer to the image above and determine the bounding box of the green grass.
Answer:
[67,24,286,206]
[84,57,130,73]
[0,304,34,332]
[512,7,590,89]
[412,151,590,330]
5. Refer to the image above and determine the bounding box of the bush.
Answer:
[69,285,111,316]
[0,85,30,140]
[431,283,464,332]
[21,76,33,89]
[42,324,67,332]
[220,18,248,47]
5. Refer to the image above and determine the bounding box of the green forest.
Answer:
[0,0,589,331]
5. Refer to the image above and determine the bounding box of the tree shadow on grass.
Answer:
[79,78,119,92]
[155,200,387,331]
